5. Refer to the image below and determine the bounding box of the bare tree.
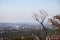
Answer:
[33,10,48,39]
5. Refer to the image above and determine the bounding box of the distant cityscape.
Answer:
[0,23,43,30]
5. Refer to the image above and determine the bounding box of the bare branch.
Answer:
[39,10,48,17]
[33,10,48,38]
[33,12,40,22]
[33,10,48,23]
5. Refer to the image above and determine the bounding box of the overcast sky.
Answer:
[0,0,60,23]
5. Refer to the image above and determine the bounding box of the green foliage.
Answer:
[0,29,55,40]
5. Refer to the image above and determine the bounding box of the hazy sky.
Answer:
[0,0,60,23]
